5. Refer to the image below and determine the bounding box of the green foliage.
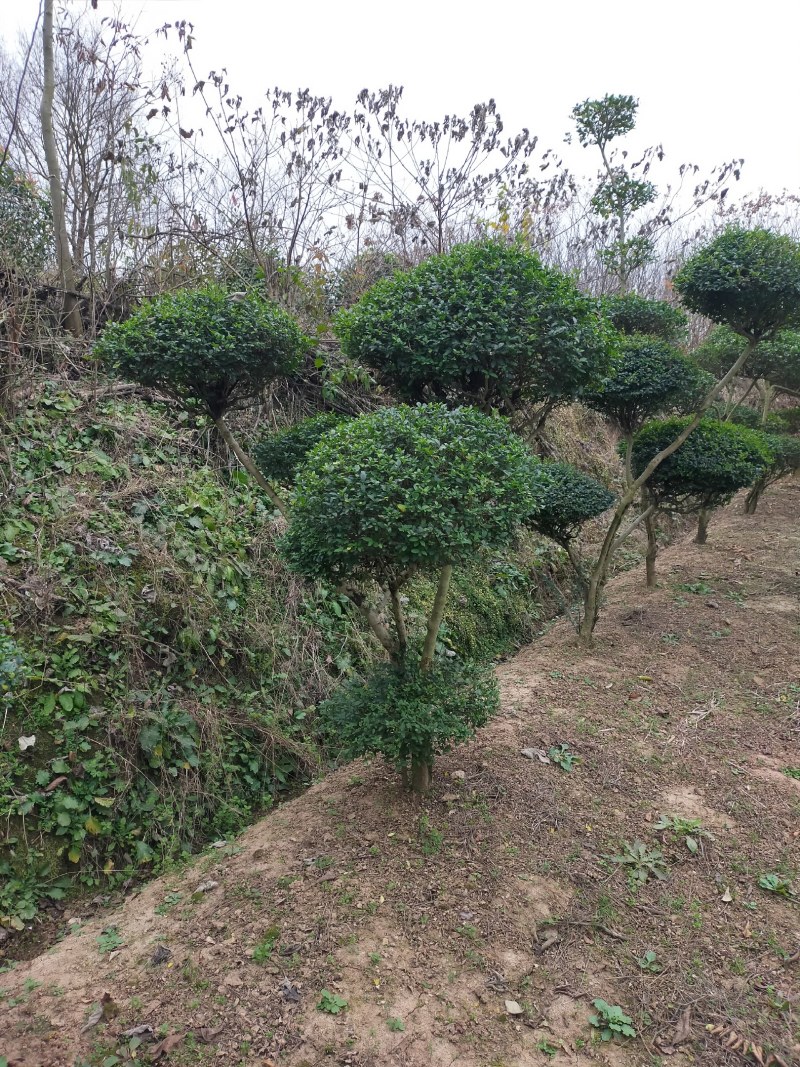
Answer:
[96,927,123,954]
[653,814,712,854]
[572,95,657,281]
[525,462,614,547]
[0,162,51,275]
[722,403,788,434]
[572,94,639,148]
[251,926,281,963]
[611,840,668,889]
[320,658,499,775]
[603,293,688,344]
[94,286,311,418]
[584,335,711,434]
[0,859,69,930]
[280,404,545,586]
[405,539,550,660]
[674,228,800,340]
[253,412,350,486]
[636,950,663,974]
[695,325,800,393]
[317,990,348,1014]
[631,417,773,511]
[758,873,796,899]
[548,743,579,771]
[0,385,352,926]
[589,998,637,1041]
[0,626,26,706]
[335,241,614,412]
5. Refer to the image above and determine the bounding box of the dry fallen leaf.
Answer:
[80,992,115,1032]
[151,1032,185,1059]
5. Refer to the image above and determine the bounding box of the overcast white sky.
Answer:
[2,0,798,195]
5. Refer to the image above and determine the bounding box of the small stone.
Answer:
[505,999,524,1015]
[223,972,243,987]
[451,770,466,781]
[195,880,219,894]
[706,599,720,609]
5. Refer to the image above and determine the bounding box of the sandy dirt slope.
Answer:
[2,482,799,1067]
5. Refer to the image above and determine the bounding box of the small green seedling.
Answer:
[317,989,348,1014]
[610,841,668,889]
[548,743,579,772]
[636,949,663,973]
[782,767,800,780]
[535,1038,560,1057]
[676,580,713,595]
[154,892,182,915]
[252,926,281,964]
[589,998,636,1041]
[758,873,796,899]
[387,1017,405,1032]
[96,927,123,955]
[653,814,713,854]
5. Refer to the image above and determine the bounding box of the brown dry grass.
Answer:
[2,482,799,1067]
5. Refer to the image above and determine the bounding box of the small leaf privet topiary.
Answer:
[253,412,350,487]
[280,403,546,792]
[525,463,615,599]
[576,228,800,643]
[743,434,800,515]
[602,293,688,345]
[695,325,800,424]
[631,417,772,543]
[94,286,312,514]
[334,241,615,435]
[584,331,712,586]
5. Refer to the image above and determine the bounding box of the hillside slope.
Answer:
[2,482,799,1067]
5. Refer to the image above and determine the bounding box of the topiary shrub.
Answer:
[584,335,711,436]
[583,334,711,588]
[280,403,545,791]
[320,658,499,789]
[525,463,614,599]
[603,293,688,344]
[253,412,350,486]
[526,463,615,548]
[94,286,312,513]
[674,228,800,341]
[280,405,544,588]
[334,241,614,424]
[744,434,800,514]
[694,325,800,422]
[631,417,772,543]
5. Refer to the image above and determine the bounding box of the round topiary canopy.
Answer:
[631,416,773,511]
[334,241,615,412]
[279,404,546,586]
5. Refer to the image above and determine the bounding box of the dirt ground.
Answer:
[2,482,799,1067]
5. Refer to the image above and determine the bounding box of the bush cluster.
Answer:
[280,404,544,586]
[253,412,350,486]
[631,417,772,509]
[335,241,615,411]
[320,658,499,776]
[526,463,615,547]
[95,286,311,418]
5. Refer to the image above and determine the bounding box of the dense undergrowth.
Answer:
[0,380,564,928]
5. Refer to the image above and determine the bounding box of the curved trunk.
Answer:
[420,564,453,672]
[213,415,287,517]
[744,480,765,515]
